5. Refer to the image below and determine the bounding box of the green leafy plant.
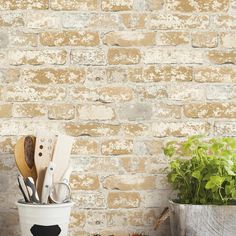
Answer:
[164,135,236,205]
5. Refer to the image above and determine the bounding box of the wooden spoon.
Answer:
[14,136,37,182]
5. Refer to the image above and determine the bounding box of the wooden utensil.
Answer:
[52,134,74,183]
[14,136,37,182]
[34,130,56,200]
[41,161,55,204]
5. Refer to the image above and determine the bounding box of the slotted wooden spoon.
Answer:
[34,130,56,201]
[14,136,37,182]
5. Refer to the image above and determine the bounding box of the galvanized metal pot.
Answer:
[169,200,236,236]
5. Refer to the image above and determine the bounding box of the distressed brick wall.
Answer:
[0,0,235,235]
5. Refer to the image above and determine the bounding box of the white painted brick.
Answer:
[144,48,205,64]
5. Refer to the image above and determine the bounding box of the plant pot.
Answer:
[16,200,74,236]
[169,200,236,236]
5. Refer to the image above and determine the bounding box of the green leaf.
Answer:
[192,170,201,180]
[205,176,225,190]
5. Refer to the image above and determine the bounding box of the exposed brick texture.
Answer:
[0,0,235,235]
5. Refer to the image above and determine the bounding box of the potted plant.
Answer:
[164,135,236,236]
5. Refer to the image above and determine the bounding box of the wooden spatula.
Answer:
[52,134,74,183]
[34,130,56,200]
[14,136,37,182]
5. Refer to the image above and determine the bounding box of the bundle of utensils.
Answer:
[14,131,74,204]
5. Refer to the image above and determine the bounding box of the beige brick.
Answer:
[147,14,209,30]
[214,15,236,30]
[0,0,48,10]
[71,49,106,65]
[0,52,6,65]
[71,174,100,190]
[184,103,235,118]
[13,103,46,118]
[166,0,229,12]
[0,137,15,154]
[70,86,133,103]
[0,154,15,170]
[168,84,205,101]
[73,192,106,208]
[48,104,75,120]
[87,67,107,83]
[208,50,236,64]
[63,13,120,29]
[145,48,204,64]
[27,12,60,29]
[72,139,100,155]
[152,121,210,137]
[206,85,235,100]
[40,31,99,46]
[119,103,152,121]
[122,13,146,29]
[70,210,86,228]
[128,66,193,82]
[214,122,236,136]
[10,32,37,47]
[106,210,128,226]
[108,48,141,65]
[146,160,169,174]
[0,13,24,27]
[4,86,66,102]
[108,192,141,208]
[0,104,12,118]
[192,32,218,48]
[101,139,133,155]
[146,0,164,11]
[51,0,99,10]
[21,68,85,85]
[69,86,97,102]
[97,87,133,102]
[121,123,148,136]
[194,67,236,83]
[134,140,164,156]
[63,123,120,137]
[88,158,120,173]
[145,190,171,207]
[103,175,156,190]
[77,105,115,120]
[0,69,20,83]
[0,32,9,48]
[9,50,67,65]
[103,31,156,46]
[102,0,133,11]
[120,157,146,173]
[157,32,189,46]
[154,103,182,119]
[87,210,106,227]
[128,210,143,226]
[220,33,236,48]
[90,13,121,29]
[136,85,168,100]
[106,67,128,83]
[0,120,58,136]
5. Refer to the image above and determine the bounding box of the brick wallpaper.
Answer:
[0,0,235,235]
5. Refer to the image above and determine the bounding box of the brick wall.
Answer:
[0,0,235,235]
